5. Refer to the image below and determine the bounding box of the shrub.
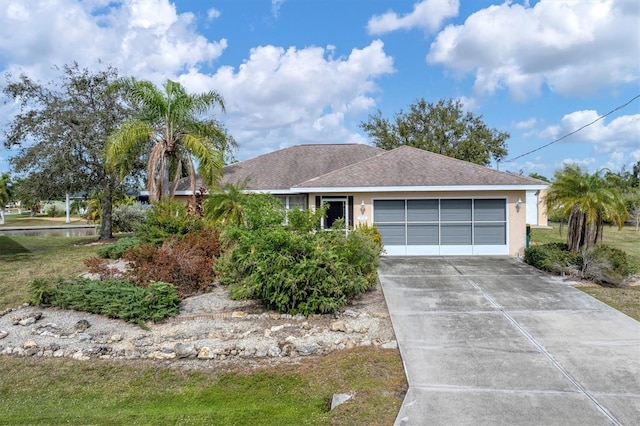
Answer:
[84,257,123,280]
[135,199,202,245]
[286,205,325,233]
[124,228,222,297]
[242,194,286,230]
[27,278,180,325]
[216,219,382,316]
[581,245,631,286]
[96,236,142,259]
[354,223,383,251]
[525,242,631,285]
[524,242,581,275]
[111,202,148,233]
[41,201,66,217]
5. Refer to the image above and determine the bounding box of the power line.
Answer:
[501,94,640,164]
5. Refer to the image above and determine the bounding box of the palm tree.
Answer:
[203,181,248,226]
[106,79,230,203]
[546,165,627,251]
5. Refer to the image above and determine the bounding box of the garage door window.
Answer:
[473,199,506,245]
[374,200,406,246]
[441,199,472,245]
[407,200,439,245]
[373,198,507,251]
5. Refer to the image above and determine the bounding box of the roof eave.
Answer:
[290,184,549,193]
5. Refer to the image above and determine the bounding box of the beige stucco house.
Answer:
[182,144,548,256]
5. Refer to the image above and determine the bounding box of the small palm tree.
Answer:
[106,79,230,203]
[203,181,248,226]
[546,165,627,251]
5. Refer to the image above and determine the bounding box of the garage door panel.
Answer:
[474,199,506,221]
[407,199,438,221]
[407,224,438,245]
[441,199,472,221]
[474,223,506,245]
[374,200,405,222]
[441,224,472,245]
[377,224,406,245]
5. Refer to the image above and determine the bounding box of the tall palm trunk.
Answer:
[161,152,171,200]
[567,205,603,251]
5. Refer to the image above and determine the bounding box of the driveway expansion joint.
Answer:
[442,258,625,426]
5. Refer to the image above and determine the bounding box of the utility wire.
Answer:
[501,94,640,164]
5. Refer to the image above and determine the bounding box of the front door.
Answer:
[316,196,353,230]
[325,199,346,228]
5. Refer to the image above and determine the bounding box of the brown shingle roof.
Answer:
[221,144,384,190]
[294,146,547,188]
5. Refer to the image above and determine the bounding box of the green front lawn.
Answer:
[0,235,99,310]
[0,347,406,425]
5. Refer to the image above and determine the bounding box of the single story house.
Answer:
[181,143,548,256]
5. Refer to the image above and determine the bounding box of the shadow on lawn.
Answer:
[0,236,30,257]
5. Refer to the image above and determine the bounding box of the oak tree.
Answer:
[2,63,139,239]
[360,98,509,166]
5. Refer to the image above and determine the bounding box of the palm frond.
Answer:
[182,134,223,188]
[106,119,154,178]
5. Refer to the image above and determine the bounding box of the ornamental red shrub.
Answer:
[123,227,222,298]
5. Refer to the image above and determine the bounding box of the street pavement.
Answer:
[378,257,640,426]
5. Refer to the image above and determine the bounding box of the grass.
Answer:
[0,235,99,310]
[0,235,407,424]
[578,286,640,321]
[0,213,90,227]
[0,347,406,425]
[531,224,640,321]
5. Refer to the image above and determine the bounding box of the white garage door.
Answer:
[373,198,508,255]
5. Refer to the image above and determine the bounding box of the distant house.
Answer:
[179,144,548,256]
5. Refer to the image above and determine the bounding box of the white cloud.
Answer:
[515,118,537,129]
[456,96,478,112]
[272,0,286,18]
[207,8,221,20]
[0,0,227,84]
[367,0,459,35]
[0,1,395,166]
[540,110,640,152]
[559,157,597,169]
[427,0,640,100]
[181,40,394,159]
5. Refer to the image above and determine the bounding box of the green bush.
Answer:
[524,242,581,274]
[135,199,202,245]
[353,223,383,251]
[217,217,382,316]
[112,202,148,233]
[47,205,61,218]
[27,278,180,324]
[242,194,286,230]
[525,242,631,285]
[97,236,142,259]
[286,204,325,233]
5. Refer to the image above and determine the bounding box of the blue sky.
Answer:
[0,0,638,180]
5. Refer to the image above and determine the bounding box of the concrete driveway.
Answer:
[378,257,640,426]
